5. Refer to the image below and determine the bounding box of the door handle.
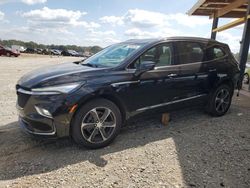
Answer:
[209,69,217,72]
[168,73,177,77]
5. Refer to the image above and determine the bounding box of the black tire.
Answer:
[71,99,122,149]
[243,73,249,84]
[206,84,233,117]
[6,52,10,57]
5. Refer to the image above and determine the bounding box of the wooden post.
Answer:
[211,17,219,40]
[239,0,250,89]
[161,113,170,126]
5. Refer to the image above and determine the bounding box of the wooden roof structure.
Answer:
[188,0,249,32]
[188,0,248,18]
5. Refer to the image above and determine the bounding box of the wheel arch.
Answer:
[214,76,235,92]
[69,93,127,137]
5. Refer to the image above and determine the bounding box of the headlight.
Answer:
[32,83,81,94]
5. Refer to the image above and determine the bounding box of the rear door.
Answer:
[204,43,230,90]
[174,41,209,99]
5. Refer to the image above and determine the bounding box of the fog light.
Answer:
[35,106,52,118]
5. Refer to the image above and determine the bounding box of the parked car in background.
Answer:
[83,51,93,58]
[50,49,61,56]
[41,49,50,55]
[69,50,80,56]
[23,48,36,54]
[61,49,80,56]
[61,50,71,56]
[35,48,44,54]
[12,45,26,53]
[243,62,250,84]
[0,45,20,57]
[16,37,240,148]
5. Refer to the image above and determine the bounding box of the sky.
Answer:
[0,0,244,52]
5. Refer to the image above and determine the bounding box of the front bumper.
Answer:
[19,116,56,137]
[16,86,74,137]
[17,101,58,137]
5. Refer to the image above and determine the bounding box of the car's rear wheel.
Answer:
[71,99,122,149]
[243,73,249,84]
[6,52,10,57]
[206,84,233,117]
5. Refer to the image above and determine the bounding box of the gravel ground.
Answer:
[0,55,250,188]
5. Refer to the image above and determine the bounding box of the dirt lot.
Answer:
[0,54,250,188]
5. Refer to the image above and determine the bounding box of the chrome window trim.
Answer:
[127,56,228,72]
[136,94,207,112]
[126,59,210,72]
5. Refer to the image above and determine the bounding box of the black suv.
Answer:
[16,37,240,148]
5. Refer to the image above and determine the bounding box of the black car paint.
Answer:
[16,37,240,138]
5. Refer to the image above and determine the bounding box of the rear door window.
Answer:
[176,42,205,64]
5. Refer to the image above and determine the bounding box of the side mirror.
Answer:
[135,61,155,76]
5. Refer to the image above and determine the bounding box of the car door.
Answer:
[118,42,182,112]
[173,41,209,100]
[204,44,230,90]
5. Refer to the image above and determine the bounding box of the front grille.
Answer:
[21,118,54,133]
[17,92,30,108]
[32,121,53,132]
[16,85,31,108]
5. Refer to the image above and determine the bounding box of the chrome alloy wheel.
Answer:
[81,107,116,143]
[215,88,230,113]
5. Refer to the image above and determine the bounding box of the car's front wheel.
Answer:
[206,84,233,117]
[71,99,122,149]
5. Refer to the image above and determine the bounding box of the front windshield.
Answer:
[82,43,144,67]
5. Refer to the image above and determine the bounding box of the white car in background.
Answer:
[244,62,250,84]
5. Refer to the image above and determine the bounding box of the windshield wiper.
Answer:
[73,59,85,64]
[81,63,98,68]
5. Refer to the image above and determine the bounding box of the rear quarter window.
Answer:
[205,46,226,61]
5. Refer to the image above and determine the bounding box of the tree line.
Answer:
[0,39,103,54]
[234,52,250,62]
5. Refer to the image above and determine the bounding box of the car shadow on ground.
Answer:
[0,100,249,187]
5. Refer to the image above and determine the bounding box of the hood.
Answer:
[17,62,99,88]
